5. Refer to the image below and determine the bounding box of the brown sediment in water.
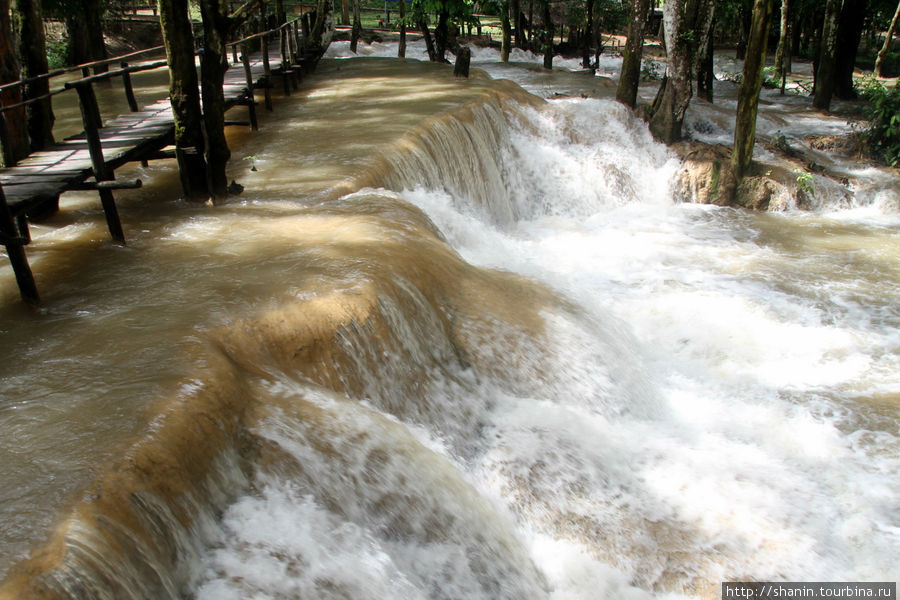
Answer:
[0,59,561,598]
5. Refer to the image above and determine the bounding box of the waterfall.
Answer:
[1,56,897,600]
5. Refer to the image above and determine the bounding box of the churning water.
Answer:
[0,42,897,600]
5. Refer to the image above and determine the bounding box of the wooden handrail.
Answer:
[62,60,169,90]
[0,45,167,95]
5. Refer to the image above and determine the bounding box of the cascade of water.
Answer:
[1,52,897,600]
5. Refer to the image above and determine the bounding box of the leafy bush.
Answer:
[859,78,900,167]
[46,39,69,69]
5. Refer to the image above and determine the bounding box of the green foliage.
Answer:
[641,57,661,80]
[794,169,815,198]
[46,39,69,69]
[595,0,627,32]
[858,78,900,167]
[761,66,781,89]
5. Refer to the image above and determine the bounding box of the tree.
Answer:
[197,0,265,197]
[647,0,717,143]
[501,0,512,61]
[512,0,526,48]
[0,0,30,167]
[834,0,868,99]
[732,0,775,179]
[582,0,595,68]
[157,0,209,198]
[350,0,361,52]
[11,0,55,151]
[773,0,791,80]
[65,0,109,72]
[542,0,553,68]
[875,0,900,77]
[616,0,653,107]
[812,0,842,110]
[399,0,408,57]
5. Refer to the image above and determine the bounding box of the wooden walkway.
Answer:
[2,53,274,227]
[1,16,320,305]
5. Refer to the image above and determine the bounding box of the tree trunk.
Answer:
[731,0,775,180]
[834,0,866,99]
[341,0,350,26]
[350,0,361,52]
[198,0,232,197]
[812,0,841,110]
[616,0,652,107]
[11,0,55,151]
[647,0,715,142]
[697,25,715,101]
[875,0,900,77]
[399,0,407,57]
[66,0,109,73]
[434,8,450,62]
[274,0,286,23]
[1,0,31,167]
[501,0,512,62]
[157,0,209,198]
[511,0,523,48]
[774,0,789,77]
[418,15,438,61]
[694,0,716,102]
[735,0,752,59]
[542,0,553,69]
[582,0,594,68]
[527,0,535,46]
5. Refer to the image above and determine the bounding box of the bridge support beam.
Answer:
[0,183,39,305]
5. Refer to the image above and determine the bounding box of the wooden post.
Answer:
[70,81,126,244]
[232,42,239,65]
[240,52,259,130]
[454,46,471,77]
[261,29,273,110]
[0,183,40,305]
[279,27,292,95]
[120,61,140,112]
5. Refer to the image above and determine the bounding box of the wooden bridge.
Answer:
[0,17,321,306]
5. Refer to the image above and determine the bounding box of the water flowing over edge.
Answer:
[2,57,898,600]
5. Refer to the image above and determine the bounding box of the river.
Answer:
[0,40,897,599]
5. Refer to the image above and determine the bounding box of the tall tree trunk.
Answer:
[542,0,553,69]
[647,0,715,142]
[274,0,286,23]
[527,0,535,46]
[11,0,55,151]
[66,0,109,73]
[697,24,715,101]
[399,0,407,57]
[418,15,438,61]
[501,0,512,62]
[341,0,350,25]
[0,0,30,167]
[874,0,900,77]
[582,0,594,68]
[198,0,232,197]
[694,0,716,101]
[774,0,790,77]
[735,0,752,59]
[157,0,209,198]
[616,0,652,107]
[834,0,866,99]
[512,0,525,48]
[350,0,361,52]
[812,0,841,110]
[434,8,450,61]
[731,0,775,179]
